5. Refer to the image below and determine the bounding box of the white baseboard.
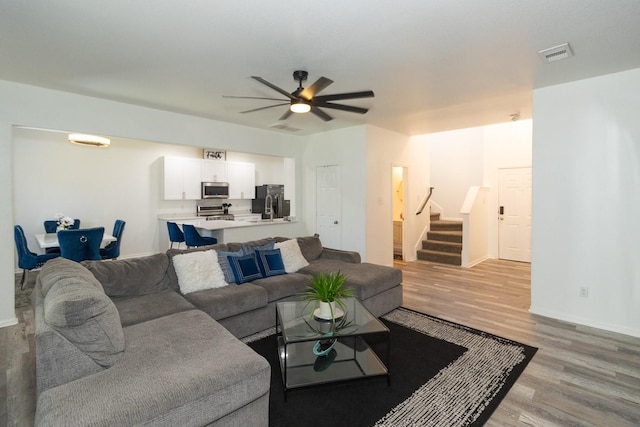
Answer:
[529,306,640,338]
[0,317,18,329]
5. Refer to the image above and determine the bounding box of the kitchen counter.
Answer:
[157,214,305,249]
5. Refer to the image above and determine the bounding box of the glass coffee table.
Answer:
[275,297,390,399]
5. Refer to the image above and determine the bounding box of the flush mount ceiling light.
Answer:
[68,133,110,147]
[538,42,573,64]
[290,99,311,114]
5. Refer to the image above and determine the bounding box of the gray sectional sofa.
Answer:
[33,235,402,426]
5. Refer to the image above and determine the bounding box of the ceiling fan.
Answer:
[223,70,374,122]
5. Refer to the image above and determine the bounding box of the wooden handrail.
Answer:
[415,187,434,216]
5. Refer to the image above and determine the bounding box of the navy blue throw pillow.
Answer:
[255,248,286,278]
[216,249,244,283]
[228,253,263,284]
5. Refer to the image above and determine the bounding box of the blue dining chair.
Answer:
[182,224,217,248]
[14,225,60,289]
[58,227,105,262]
[167,221,185,249]
[100,219,126,260]
[44,219,81,254]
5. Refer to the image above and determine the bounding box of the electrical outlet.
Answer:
[579,287,589,298]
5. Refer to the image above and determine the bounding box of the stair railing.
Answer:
[415,187,434,216]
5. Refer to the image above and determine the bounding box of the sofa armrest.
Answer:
[319,247,361,264]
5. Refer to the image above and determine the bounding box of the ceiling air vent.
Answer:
[538,43,573,64]
[268,123,302,133]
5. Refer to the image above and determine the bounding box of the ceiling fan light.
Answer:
[68,133,111,147]
[290,101,311,114]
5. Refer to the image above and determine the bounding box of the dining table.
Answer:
[34,232,117,249]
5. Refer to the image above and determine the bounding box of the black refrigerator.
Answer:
[252,185,290,219]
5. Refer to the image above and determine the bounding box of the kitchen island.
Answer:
[157,214,306,250]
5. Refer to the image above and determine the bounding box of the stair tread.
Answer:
[425,239,461,246]
[418,248,461,256]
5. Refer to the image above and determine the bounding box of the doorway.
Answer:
[316,165,341,249]
[498,167,532,262]
[392,166,405,260]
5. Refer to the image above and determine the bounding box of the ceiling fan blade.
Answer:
[310,106,333,122]
[251,76,296,100]
[315,102,369,114]
[240,103,290,114]
[300,77,334,101]
[223,95,289,101]
[314,90,375,102]
[279,109,294,121]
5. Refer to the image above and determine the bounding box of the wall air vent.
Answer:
[268,123,302,133]
[538,43,573,64]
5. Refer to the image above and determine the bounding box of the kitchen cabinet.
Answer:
[227,161,255,199]
[202,159,227,182]
[163,156,202,200]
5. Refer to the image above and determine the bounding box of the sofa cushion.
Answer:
[35,310,271,427]
[227,237,274,253]
[228,253,263,284]
[216,249,244,283]
[172,250,227,294]
[183,283,268,320]
[255,248,286,278]
[82,253,171,297]
[240,240,275,255]
[274,238,309,273]
[299,259,403,301]
[251,273,311,302]
[44,280,125,368]
[297,235,324,261]
[38,257,104,297]
[112,289,196,327]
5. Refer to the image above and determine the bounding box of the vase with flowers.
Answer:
[55,213,74,231]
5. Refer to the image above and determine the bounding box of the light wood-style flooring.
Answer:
[2,259,639,426]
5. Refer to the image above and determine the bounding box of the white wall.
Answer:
[420,120,532,258]
[366,126,430,266]
[483,120,533,257]
[303,126,367,258]
[13,128,202,261]
[531,68,640,337]
[427,127,484,220]
[0,80,307,327]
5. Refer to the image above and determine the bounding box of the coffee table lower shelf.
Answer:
[277,335,389,398]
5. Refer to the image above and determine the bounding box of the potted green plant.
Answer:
[300,271,354,321]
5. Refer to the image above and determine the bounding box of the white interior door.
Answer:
[498,167,532,262]
[316,165,341,249]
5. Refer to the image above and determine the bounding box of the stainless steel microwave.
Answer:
[201,182,229,199]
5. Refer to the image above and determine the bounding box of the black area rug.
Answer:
[245,307,537,427]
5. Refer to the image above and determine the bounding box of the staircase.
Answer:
[417,212,462,265]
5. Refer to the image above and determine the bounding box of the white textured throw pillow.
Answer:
[172,250,227,294]
[274,239,309,273]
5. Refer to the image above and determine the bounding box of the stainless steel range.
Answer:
[197,205,234,221]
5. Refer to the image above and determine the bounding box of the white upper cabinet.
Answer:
[163,156,203,200]
[227,161,256,199]
[202,159,227,182]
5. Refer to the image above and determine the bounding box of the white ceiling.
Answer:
[2,1,639,136]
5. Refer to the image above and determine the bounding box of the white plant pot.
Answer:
[319,301,337,319]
